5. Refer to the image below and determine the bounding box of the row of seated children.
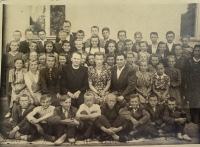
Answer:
[1,91,192,146]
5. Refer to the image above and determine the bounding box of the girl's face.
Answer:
[140,61,148,72]
[94,55,104,66]
[81,55,87,64]
[29,52,37,61]
[168,58,176,68]
[13,32,21,41]
[39,55,46,64]
[140,54,148,61]
[108,43,116,53]
[29,43,37,51]
[30,61,38,71]
[75,41,83,50]
[10,42,19,51]
[91,38,98,47]
[46,43,53,53]
[151,57,159,66]
[175,46,183,56]
[158,44,166,53]
[194,47,200,57]
[62,43,71,52]
[15,60,23,69]
[156,64,164,76]
[59,56,67,65]
[140,43,147,52]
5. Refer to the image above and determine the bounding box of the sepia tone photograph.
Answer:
[0,0,200,146]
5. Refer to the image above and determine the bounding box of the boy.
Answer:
[1,94,38,141]
[119,94,151,140]
[74,39,84,54]
[76,30,86,49]
[102,27,116,50]
[6,30,22,53]
[126,52,139,71]
[85,26,104,48]
[139,41,151,54]
[181,35,193,58]
[81,52,88,67]
[105,54,115,67]
[132,32,143,53]
[95,93,128,142]
[48,95,83,145]
[161,97,191,141]
[55,30,67,54]
[36,29,47,53]
[149,32,159,54]
[19,29,33,54]
[27,94,56,142]
[116,30,127,52]
[76,91,101,141]
[165,31,177,54]
[87,53,95,66]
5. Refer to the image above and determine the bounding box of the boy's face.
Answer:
[62,43,71,52]
[59,56,67,65]
[46,43,53,53]
[150,34,158,43]
[95,55,104,66]
[116,55,126,68]
[13,32,21,41]
[108,43,116,53]
[29,61,38,71]
[158,44,166,53]
[149,96,158,107]
[102,30,110,39]
[10,42,19,51]
[88,55,95,65]
[81,55,87,64]
[29,52,37,61]
[38,31,46,40]
[156,64,164,76]
[140,62,147,72]
[134,34,142,43]
[46,56,55,68]
[194,47,200,57]
[106,57,115,66]
[71,53,81,66]
[15,60,23,69]
[151,57,159,66]
[118,32,126,41]
[62,22,71,33]
[84,96,94,107]
[126,54,134,64]
[40,98,52,109]
[39,55,46,64]
[175,46,183,55]
[26,31,33,40]
[76,33,84,40]
[107,95,116,109]
[19,96,29,109]
[130,97,140,109]
[167,100,176,111]
[126,41,133,51]
[168,58,175,68]
[91,28,99,35]
[181,38,189,47]
[140,43,147,52]
[140,53,148,61]
[166,33,175,43]
[29,43,37,51]
[75,41,83,50]
[91,38,98,47]
[61,98,71,110]
[59,32,67,41]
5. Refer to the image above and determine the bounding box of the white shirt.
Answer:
[66,34,71,42]
[193,57,200,62]
[167,43,173,52]
[85,47,105,54]
[152,44,158,53]
[117,65,125,79]
[39,39,47,46]
[76,104,101,116]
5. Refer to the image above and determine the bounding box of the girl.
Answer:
[152,62,170,104]
[9,59,31,117]
[85,34,105,54]
[3,41,23,118]
[88,52,111,105]
[44,41,58,66]
[147,53,160,78]
[24,60,42,106]
[126,52,139,71]
[57,53,67,72]
[38,53,46,71]
[40,54,61,106]
[22,41,37,63]
[135,60,152,103]
[165,56,182,105]
[138,51,149,62]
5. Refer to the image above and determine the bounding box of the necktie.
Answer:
[65,109,68,118]
[22,109,25,115]
[153,107,156,112]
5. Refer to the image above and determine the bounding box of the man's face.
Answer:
[116,55,125,68]
[40,98,51,109]
[150,34,158,43]
[62,22,71,33]
[71,53,81,66]
[167,100,176,111]
[130,97,140,109]
[61,98,71,110]
[19,96,29,109]
[38,31,46,40]
[102,30,110,39]
[166,33,175,43]
[91,28,99,35]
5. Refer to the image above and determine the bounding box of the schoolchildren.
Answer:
[152,62,170,104]
[161,97,191,141]
[59,40,72,64]
[74,39,84,53]
[165,31,176,54]
[139,41,151,54]
[19,29,33,54]
[116,30,127,52]
[105,54,115,67]
[181,35,193,58]
[95,93,128,142]
[75,30,86,50]
[80,52,88,67]
[149,32,159,54]
[55,30,67,54]
[126,52,139,71]
[138,51,149,62]
[36,29,47,53]
[87,53,95,67]
[124,39,139,59]
[147,53,160,78]
[27,94,56,142]
[102,27,116,52]
[22,41,38,63]
[156,41,168,66]
[6,30,22,52]
[38,53,46,71]
[106,40,117,55]
[76,92,101,141]
[165,56,182,105]
[57,54,67,72]
[132,32,143,53]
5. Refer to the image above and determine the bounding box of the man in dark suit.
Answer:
[48,95,83,145]
[166,31,177,55]
[1,94,38,141]
[60,52,89,108]
[36,29,47,53]
[110,52,136,107]
[19,29,33,54]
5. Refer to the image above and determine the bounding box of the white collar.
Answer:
[117,65,125,71]
[155,72,166,79]
[39,39,47,42]
[193,57,200,62]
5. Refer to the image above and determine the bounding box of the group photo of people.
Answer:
[0,2,200,146]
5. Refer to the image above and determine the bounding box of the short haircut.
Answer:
[60,95,71,102]
[174,44,182,49]
[115,52,127,59]
[94,51,105,58]
[166,31,175,37]
[28,41,37,47]
[102,27,110,33]
[148,93,158,100]
[166,55,176,63]
[46,53,56,61]
[40,94,51,102]
[10,40,20,46]
[91,26,99,31]
[149,53,160,63]
[29,59,39,65]
[106,93,117,101]
[150,32,158,37]
[126,51,135,57]
[130,94,140,101]
[77,30,85,35]
[117,30,126,36]
[158,41,166,47]
[71,52,82,58]
[62,20,71,26]
[84,91,94,99]
[181,35,190,41]
[105,53,115,60]
[25,29,33,34]
[38,53,46,58]
[58,53,67,59]
[62,40,71,46]
[20,94,30,100]
[139,41,148,46]
[134,31,142,37]
[138,60,148,66]
[194,44,200,50]
[13,30,22,36]
[59,30,67,35]
[37,29,46,35]
[125,39,133,44]
[88,53,94,57]
[155,62,164,69]
[167,97,176,103]
[81,52,88,57]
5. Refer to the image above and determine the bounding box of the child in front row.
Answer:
[27,94,56,142]
[152,62,170,104]
[76,92,101,141]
